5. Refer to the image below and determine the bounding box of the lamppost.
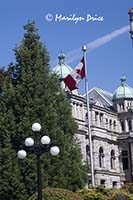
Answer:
[128,8,133,45]
[17,122,60,200]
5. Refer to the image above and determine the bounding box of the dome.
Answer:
[52,51,73,80]
[112,75,133,100]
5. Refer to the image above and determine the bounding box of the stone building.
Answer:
[53,52,133,188]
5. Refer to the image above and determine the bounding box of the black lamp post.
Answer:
[128,8,133,45]
[17,122,60,200]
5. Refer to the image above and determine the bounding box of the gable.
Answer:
[84,87,113,109]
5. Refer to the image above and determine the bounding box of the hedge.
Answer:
[28,188,83,200]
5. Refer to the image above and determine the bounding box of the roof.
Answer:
[52,51,73,80]
[112,75,133,100]
[84,87,113,108]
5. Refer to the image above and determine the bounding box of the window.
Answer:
[106,118,108,128]
[95,112,98,121]
[127,101,131,108]
[113,121,116,131]
[119,103,121,110]
[113,181,117,188]
[119,103,124,110]
[122,150,129,170]
[100,113,103,123]
[79,104,83,119]
[99,147,104,168]
[121,121,125,132]
[109,120,112,130]
[128,120,132,131]
[100,179,105,186]
[86,145,89,156]
[110,150,115,169]
[86,112,88,119]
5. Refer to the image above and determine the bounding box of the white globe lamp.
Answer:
[25,137,34,146]
[32,123,41,132]
[50,146,60,156]
[41,136,51,145]
[18,150,27,159]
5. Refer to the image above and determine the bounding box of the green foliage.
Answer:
[83,192,106,200]
[28,188,83,200]
[77,188,106,200]
[0,20,88,200]
[121,183,133,194]
[77,185,133,200]
[108,189,132,200]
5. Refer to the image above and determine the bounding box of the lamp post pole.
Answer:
[36,153,42,200]
[34,130,42,200]
[17,123,60,200]
[128,8,133,45]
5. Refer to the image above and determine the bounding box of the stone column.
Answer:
[72,102,76,118]
[125,119,129,132]
[102,115,106,129]
[124,100,127,112]
[131,119,133,131]
[76,103,79,119]
[96,113,100,127]
[91,110,95,126]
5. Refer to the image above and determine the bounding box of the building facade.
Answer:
[53,53,133,188]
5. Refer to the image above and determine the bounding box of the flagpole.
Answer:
[82,45,95,187]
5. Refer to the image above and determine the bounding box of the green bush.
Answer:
[109,193,129,200]
[28,188,83,200]
[83,191,106,200]
[121,183,133,194]
[77,188,106,200]
[77,186,133,200]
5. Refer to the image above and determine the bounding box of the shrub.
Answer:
[77,188,106,200]
[28,188,83,200]
[77,186,133,200]
[121,183,133,194]
[83,191,106,200]
[109,193,129,200]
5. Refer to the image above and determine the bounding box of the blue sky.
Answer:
[0,0,133,94]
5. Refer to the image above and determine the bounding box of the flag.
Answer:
[64,56,85,91]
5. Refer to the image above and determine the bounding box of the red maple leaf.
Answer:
[76,69,81,74]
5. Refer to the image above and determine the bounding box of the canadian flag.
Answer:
[64,56,85,91]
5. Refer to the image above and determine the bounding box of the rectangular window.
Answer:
[100,179,105,186]
[113,181,117,188]
[100,113,103,122]
[128,120,132,131]
[95,112,98,121]
[122,150,129,170]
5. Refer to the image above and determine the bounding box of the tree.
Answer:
[0,21,88,200]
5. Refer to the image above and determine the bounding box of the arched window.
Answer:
[99,147,104,168]
[110,150,115,169]
[106,118,108,129]
[100,113,103,123]
[109,120,112,130]
[95,112,98,121]
[113,121,116,131]
[76,103,79,118]
[79,104,83,120]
